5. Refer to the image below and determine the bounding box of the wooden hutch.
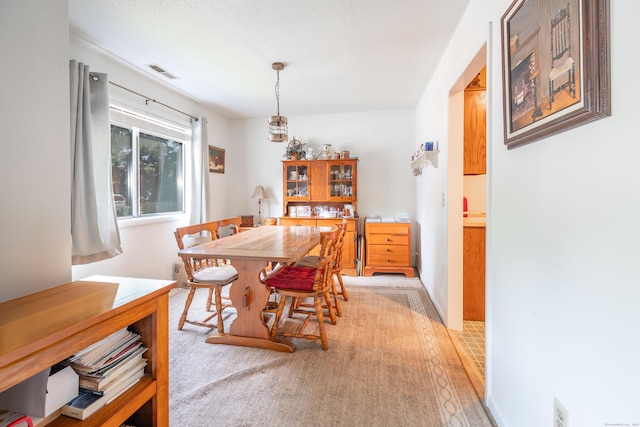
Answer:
[279,158,358,275]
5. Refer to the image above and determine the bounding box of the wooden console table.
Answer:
[0,275,176,426]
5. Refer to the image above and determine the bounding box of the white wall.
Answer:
[416,0,640,425]
[463,174,486,213]
[0,0,71,302]
[230,110,417,222]
[69,37,235,282]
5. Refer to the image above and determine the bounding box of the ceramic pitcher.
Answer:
[321,144,333,159]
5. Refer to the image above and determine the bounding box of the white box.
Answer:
[174,262,188,286]
[0,366,79,418]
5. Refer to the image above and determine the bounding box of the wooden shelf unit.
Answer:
[280,158,359,276]
[0,276,176,427]
[282,159,358,218]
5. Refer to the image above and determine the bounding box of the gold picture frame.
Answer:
[208,145,225,174]
[501,0,610,149]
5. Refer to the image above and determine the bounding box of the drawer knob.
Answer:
[386,259,391,263]
[387,238,392,242]
[386,248,391,252]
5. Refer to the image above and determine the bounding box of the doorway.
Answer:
[446,46,488,399]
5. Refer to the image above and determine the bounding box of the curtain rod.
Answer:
[89,72,198,122]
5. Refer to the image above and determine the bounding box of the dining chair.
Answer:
[548,4,575,109]
[174,221,238,331]
[215,216,242,238]
[263,217,277,226]
[296,218,349,316]
[264,229,338,350]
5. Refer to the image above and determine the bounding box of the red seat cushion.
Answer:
[265,265,320,291]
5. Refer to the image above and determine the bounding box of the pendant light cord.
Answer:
[275,69,281,116]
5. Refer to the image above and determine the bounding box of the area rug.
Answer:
[168,278,493,426]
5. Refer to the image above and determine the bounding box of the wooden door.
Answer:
[463,89,486,175]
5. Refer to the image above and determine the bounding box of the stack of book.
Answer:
[60,329,148,420]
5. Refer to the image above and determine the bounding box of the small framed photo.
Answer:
[208,145,225,174]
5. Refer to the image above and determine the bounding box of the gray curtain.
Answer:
[70,60,122,265]
[190,116,209,225]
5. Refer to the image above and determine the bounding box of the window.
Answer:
[110,106,190,218]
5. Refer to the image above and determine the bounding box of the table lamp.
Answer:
[251,185,267,225]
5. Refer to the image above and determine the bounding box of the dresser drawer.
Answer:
[367,245,409,266]
[365,224,409,236]
[367,234,409,246]
[367,245,409,258]
[367,253,410,266]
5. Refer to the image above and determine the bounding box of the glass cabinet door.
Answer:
[328,162,354,200]
[285,163,309,199]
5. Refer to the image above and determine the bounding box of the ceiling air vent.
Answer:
[147,63,179,80]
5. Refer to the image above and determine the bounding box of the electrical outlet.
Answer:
[442,193,445,207]
[554,397,569,427]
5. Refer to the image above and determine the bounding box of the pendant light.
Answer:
[269,62,288,143]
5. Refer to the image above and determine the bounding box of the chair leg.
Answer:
[214,286,224,332]
[287,296,299,318]
[178,287,197,330]
[323,290,337,325]
[330,276,342,317]
[270,294,288,340]
[206,288,214,311]
[335,272,349,301]
[314,296,329,350]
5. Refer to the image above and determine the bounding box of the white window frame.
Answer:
[109,104,191,228]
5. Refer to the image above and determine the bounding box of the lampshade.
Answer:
[268,62,288,143]
[269,115,288,143]
[251,185,266,199]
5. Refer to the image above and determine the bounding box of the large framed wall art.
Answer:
[501,0,610,149]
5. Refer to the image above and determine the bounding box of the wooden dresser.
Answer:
[364,222,413,277]
[0,275,175,426]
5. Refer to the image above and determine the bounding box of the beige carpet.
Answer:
[168,276,493,426]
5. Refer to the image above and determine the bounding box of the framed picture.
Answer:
[208,145,225,174]
[501,0,610,149]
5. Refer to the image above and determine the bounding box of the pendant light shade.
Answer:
[269,62,288,143]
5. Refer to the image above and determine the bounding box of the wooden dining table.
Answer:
[177,225,320,352]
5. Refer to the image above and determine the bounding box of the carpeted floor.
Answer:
[168,275,494,426]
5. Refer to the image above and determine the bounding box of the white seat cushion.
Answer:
[192,265,238,284]
[549,57,574,81]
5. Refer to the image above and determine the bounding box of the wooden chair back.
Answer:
[332,219,348,272]
[174,221,225,280]
[174,221,218,250]
[551,6,571,61]
[215,216,242,238]
[263,217,277,226]
[313,227,338,292]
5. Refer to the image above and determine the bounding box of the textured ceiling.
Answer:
[68,0,469,119]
